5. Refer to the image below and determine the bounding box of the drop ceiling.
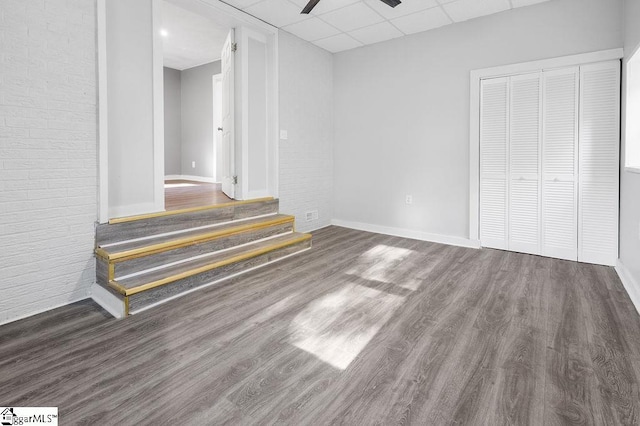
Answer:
[222,0,552,53]
[162,1,230,70]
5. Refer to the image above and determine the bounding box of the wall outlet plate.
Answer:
[405,195,413,205]
[280,130,288,140]
[191,161,196,168]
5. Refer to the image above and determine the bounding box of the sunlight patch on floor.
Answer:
[164,182,199,188]
[289,283,404,370]
[346,244,415,284]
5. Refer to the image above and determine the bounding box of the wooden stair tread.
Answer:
[96,214,294,261]
[111,232,311,295]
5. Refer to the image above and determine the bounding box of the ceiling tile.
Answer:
[319,2,385,32]
[443,0,511,23]
[391,6,451,34]
[244,0,307,27]
[511,0,551,7]
[365,0,438,19]
[313,33,363,52]
[221,0,263,9]
[282,16,341,41]
[289,0,360,15]
[349,21,403,44]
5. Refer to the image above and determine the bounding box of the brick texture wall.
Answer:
[278,31,334,233]
[0,0,97,323]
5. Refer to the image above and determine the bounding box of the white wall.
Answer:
[0,0,97,323]
[164,67,182,175]
[278,31,334,232]
[106,0,161,218]
[620,0,640,297]
[333,0,623,242]
[181,61,221,178]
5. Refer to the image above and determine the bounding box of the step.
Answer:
[99,232,312,315]
[95,214,295,279]
[96,197,279,246]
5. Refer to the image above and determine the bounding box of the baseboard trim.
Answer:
[165,174,218,184]
[615,259,640,316]
[0,296,89,326]
[90,283,125,319]
[331,219,481,249]
[109,202,164,220]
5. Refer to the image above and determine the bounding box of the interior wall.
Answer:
[181,60,221,179]
[164,67,182,175]
[333,0,623,242]
[0,0,97,323]
[106,0,158,217]
[621,0,640,290]
[279,31,334,232]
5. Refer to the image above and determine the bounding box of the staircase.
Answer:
[92,198,311,317]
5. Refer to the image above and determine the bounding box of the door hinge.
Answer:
[232,175,238,184]
[231,43,237,52]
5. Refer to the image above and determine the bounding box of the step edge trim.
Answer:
[97,215,295,262]
[108,197,275,224]
[128,246,313,315]
[109,233,312,296]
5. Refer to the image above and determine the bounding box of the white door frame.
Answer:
[469,48,624,244]
[96,0,279,223]
[212,73,222,182]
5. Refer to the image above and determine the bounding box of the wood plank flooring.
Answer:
[165,180,232,210]
[1,226,640,425]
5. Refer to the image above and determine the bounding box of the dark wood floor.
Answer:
[2,226,640,425]
[165,180,232,211]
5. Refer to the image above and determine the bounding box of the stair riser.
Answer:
[96,199,279,246]
[128,238,312,313]
[112,221,295,278]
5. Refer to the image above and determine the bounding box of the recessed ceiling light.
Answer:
[160,29,169,37]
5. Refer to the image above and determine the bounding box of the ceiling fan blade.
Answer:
[301,0,321,14]
[378,0,401,7]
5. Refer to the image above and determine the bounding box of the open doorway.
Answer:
[161,0,232,210]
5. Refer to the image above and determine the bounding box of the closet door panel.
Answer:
[508,73,541,255]
[480,77,509,250]
[541,68,579,261]
[578,61,620,266]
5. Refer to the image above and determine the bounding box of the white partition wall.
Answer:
[479,60,620,266]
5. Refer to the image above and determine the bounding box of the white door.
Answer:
[221,30,235,199]
[578,61,620,266]
[508,73,541,255]
[541,67,579,261]
[480,77,509,250]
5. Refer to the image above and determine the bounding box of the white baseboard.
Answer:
[165,174,218,183]
[90,283,125,319]
[331,219,481,249]
[109,202,163,220]
[0,296,89,326]
[615,259,640,316]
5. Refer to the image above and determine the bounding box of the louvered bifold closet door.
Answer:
[480,77,509,250]
[541,68,579,261]
[508,73,542,255]
[578,61,620,266]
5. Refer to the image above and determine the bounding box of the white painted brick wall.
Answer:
[0,0,97,324]
[278,31,333,233]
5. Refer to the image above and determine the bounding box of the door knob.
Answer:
[218,127,223,131]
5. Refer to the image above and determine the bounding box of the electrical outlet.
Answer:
[280,130,288,140]
[191,161,196,168]
[305,210,319,221]
[405,195,413,205]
